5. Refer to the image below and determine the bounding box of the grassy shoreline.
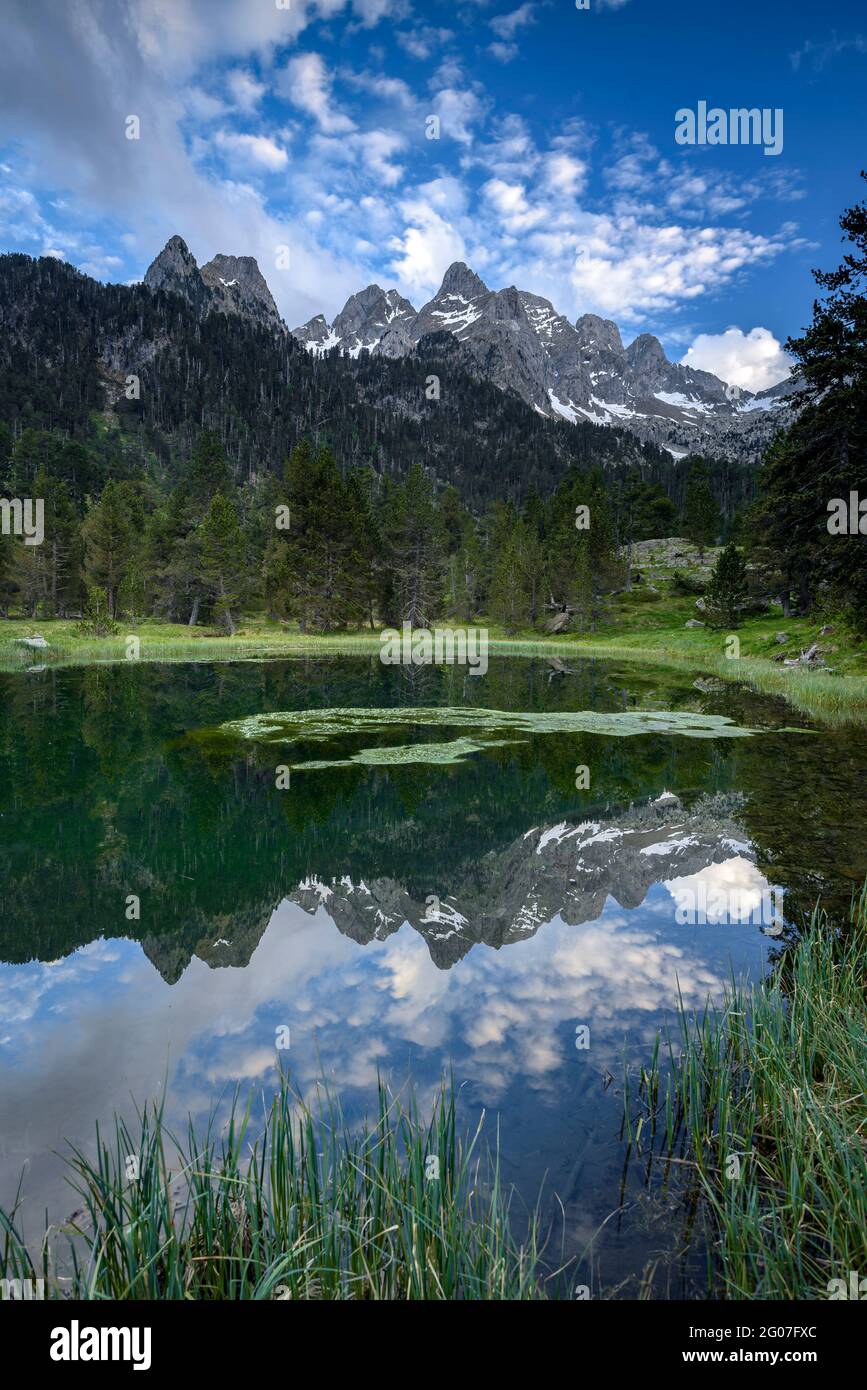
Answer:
[624,887,867,1300]
[2,613,866,723]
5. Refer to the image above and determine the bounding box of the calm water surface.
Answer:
[1,655,865,1295]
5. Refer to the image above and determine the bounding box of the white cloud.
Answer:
[213,130,288,170]
[470,114,538,180]
[567,221,789,321]
[541,151,586,197]
[278,53,356,134]
[226,68,266,113]
[125,0,318,73]
[185,87,230,121]
[483,178,546,232]
[488,41,519,64]
[790,33,867,72]
[349,0,411,27]
[344,69,416,109]
[490,4,537,41]
[396,26,454,60]
[680,326,793,390]
[430,85,487,145]
[357,128,406,186]
[389,181,468,300]
[665,859,779,923]
[312,127,407,188]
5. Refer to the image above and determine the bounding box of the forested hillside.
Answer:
[0,252,754,511]
[1,167,864,640]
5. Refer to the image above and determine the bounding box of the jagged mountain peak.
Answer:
[143,238,283,332]
[201,252,283,331]
[575,313,624,356]
[437,261,489,300]
[294,281,417,359]
[143,235,201,293]
[343,283,387,308]
[334,282,415,324]
[626,332,667,366]
[161,233,193,258]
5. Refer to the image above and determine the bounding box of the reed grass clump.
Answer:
[623,886,867,1299]
[0,1078,549,1301]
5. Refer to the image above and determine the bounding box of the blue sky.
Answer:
[0,0,865,388]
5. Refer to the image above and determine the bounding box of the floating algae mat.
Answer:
[291,735,526,770]
[193,706,767,771]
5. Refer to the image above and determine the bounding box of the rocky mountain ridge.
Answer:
[293,259,802,461]
[140,791,758,979]
[2,248,682,509]
[144,235,284,333]
[136,235,801,461]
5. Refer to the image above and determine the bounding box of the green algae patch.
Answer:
[198,706,765,761]
[294,735,524,770]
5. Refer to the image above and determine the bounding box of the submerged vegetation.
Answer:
[624,886,867,1300]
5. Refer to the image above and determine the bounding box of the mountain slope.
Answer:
[0,250,700,510]
[294,261,801,461]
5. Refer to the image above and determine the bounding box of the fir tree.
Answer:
[750,174,867,628]
[82,479,140,618]
[78,584,118,637]
[681,462,720,560]
[705,541,748,628]
[12,468,81,618]
[143,488,201,625]
[489,522,530,633]
[197,492,246,634]
[0,525,14,616]
[387,463,445,628]
[183,430,233,520]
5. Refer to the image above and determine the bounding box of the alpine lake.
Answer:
[1,653,865,1296]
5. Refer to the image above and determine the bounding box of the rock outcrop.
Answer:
[144,236,284,333]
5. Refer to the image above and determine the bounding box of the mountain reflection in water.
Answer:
[1,655,865,1294]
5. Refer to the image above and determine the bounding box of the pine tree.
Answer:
[542,487,593,628]
[118,556,148,623]
[439,484,465,556]
[750,174,867,628]
[0,525,14,616]
[41,469,81,617]
[280,442,361,632]
[144,487,202,625]
[0,421,12,485]
[388,463,445,627]
[82,479,140,617]
[705,541,748,628]
[512,517,544,627]
[681,462,720,560]
[184,431,233,520]
[12,468,81,618]
[447,523,485,623]
[197,492,246,634]
[344,468,383,630]
[78,584,118,637]
[489,522,530,633]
